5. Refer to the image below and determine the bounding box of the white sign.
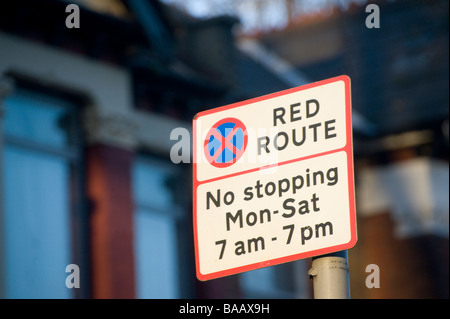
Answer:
[193,75,357,281]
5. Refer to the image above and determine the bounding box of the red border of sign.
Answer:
[193,75,357,281]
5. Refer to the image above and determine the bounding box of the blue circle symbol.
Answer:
[204,118,248,167]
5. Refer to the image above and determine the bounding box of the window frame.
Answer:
[0,83,90,299]
[132,152,194,299]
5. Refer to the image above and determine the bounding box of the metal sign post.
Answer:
[308,250,350,298]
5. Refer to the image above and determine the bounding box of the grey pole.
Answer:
[308,250,350,299]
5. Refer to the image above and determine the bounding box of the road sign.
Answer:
[193,75,357,281]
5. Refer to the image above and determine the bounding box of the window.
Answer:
[1,89,84,298]
[133,156,189,298]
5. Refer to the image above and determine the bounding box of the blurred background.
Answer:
[0,0,448,299]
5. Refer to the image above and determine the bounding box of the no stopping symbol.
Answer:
[204,118,248,168]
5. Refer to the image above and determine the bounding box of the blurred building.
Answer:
[0,0,448,299]
[251,0,449,298]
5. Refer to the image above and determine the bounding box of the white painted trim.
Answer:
[0,31,190,152]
